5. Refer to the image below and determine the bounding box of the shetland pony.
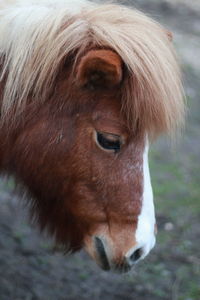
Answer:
[0,0,184,272]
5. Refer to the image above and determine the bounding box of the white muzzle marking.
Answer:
[135,141,156,259]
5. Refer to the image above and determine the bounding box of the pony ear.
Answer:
[76,49,123,89]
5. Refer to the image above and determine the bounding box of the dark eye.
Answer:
[96,132,121,153]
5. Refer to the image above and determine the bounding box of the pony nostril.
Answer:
[130,247,143,263]
[94,237,110,271]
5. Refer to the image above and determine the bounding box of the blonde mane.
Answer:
[0,0,185,136]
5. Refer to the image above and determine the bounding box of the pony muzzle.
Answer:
[84,233,149,273]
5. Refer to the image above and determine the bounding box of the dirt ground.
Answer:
[0,1,200,300]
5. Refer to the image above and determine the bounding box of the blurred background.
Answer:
[0,0,199,299]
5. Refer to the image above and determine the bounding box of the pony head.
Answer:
[0,0,184,272]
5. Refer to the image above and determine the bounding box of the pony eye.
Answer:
[96,132,121,153]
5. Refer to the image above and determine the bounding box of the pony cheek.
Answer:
[65,181,95,219]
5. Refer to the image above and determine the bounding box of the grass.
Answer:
[142,141,200,300]
[150,144,200,215]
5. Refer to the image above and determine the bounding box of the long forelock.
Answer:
[0,0,185,137]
